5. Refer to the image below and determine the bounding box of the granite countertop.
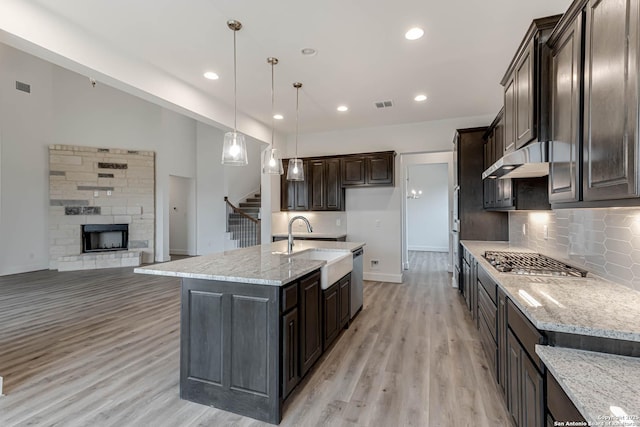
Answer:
[537,345,640,426]
[134,240,365,286]
[272,232,347,239]
[461,240,640,342]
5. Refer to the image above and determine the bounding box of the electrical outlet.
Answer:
[93,191,99,198]
[336,218,341,226]
[371,259,379,267]
[375,219,381,228]
[107,190,112,196]
[543,225,549,240]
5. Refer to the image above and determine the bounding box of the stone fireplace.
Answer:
[48,145,155,271]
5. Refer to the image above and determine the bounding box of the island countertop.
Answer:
[461,240,640,342]
[134,240,365,286]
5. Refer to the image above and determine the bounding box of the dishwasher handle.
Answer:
[353,248,364,257]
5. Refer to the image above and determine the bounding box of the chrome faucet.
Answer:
[288,216,313,253]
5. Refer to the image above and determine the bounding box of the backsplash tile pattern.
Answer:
[509,210,640,292]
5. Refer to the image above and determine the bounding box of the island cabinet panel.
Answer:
[322,283,340,350]
[299,272,322,377]
[583,0,640,201]
[180,278,281,424]
[281,307,299,399]
[338,274,350,329]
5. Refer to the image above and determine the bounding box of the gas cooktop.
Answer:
[483,251,588,277]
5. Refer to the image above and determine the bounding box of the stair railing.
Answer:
[224,197,261,247]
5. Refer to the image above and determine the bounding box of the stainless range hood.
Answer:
[482,141,549,180]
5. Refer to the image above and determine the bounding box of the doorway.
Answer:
[400,152,454,272]
[169,175,196,257]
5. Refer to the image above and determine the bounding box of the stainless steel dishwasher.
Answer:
[350,247,364,319]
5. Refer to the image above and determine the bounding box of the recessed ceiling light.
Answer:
[273,114,284,120]
[203,71,219,80]
[337,105,349,112]
[405,27,424,41]
[301,48,317,56]
[414,94,427,102]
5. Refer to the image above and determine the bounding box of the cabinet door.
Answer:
[504,75,517,154]
[325,158,343,210]
[583,0,640,200]
[521,353,544,427]
[515,42,536,148]
[366,153,394,185]
[341,156,366,186]
[294,161,310,210]
[507,329,522,426]
[338,275,350,329]
[299,272,321,376]
[497,290,508,397]
[462,258,471,312]
[282,307,299,398]
[550,13,582,203]
[323,283,340,350]
[309,159,326,210]
[281,161,295,211]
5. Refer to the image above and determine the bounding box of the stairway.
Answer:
[226,193,261,249]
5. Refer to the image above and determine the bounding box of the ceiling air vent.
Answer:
[375,100,393,109]
[16,81,31,93]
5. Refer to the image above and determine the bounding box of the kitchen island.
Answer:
[135,240,364,424]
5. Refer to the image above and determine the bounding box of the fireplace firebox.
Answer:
[82,224,129,253]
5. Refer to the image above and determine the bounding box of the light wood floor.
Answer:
[0,252,511,426]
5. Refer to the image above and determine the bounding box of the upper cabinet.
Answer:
[547,0,640,206]
[501,16,562,154]
[548,3,584,204]
[582,0,640,201]
[341,152,395,187]
[281,151,394,211]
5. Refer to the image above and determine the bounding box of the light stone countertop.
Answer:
[272,232,347,239]
[461,240,640,342]
[134,240,365,286]
[536,345,640,426]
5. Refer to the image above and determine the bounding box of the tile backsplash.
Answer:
[271,211,347,235]
[509,209,640,292]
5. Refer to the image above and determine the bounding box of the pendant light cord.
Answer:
[233,29,238,132]
[271,62,275,149]
[295,85,299,158]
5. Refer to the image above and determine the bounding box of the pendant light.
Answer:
[221,20,248,166]
[287,82,304,181]
[262,57,284,174]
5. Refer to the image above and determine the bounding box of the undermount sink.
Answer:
[290,249,353,289]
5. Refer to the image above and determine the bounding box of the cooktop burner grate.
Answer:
[483,251,588,277]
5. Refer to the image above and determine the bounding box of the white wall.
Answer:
[224,138,263,205]
[0,43,262,274]
[282,117,488,283]
[407,163,449,252]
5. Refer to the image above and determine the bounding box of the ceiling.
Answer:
[21,0,571,136]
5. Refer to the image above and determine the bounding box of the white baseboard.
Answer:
[408,245,448,252]
[1,263,47,276]
[169,249,190,256]
[364,272,403,283]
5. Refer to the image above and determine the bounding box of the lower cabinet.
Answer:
[323,273,351,350]
[299,272,322,377]
[546,370,586,425]
[281,307,299,398]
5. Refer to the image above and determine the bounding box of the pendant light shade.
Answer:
[287,82,305,181]
[262,57,284,175]
[221,19,248,166]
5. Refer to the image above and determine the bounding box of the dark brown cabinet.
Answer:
[500,16,561,152]
[483,111,516,210]
[310,158,344,211]
[281,159,309,211]
[507,329,523,425]
[281,307,299,398]
[546,370,587,424]
[582,0,640,201]
[548,7,583,203]
[497,288,508,397]
[322,273,351,350]
[341,151,395,187]
[299,271,322,377]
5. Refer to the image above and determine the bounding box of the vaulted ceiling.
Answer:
[2,0,572,136]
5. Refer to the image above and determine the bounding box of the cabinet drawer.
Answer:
[477,266,497,304]
[547,371,586,423]
[479,314,498,378]
[282,282,298,313]
[478,285,497,341]
[507,300,544,369]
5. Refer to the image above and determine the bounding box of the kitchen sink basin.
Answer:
[290,249,353,289]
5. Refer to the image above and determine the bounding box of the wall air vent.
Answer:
[375,100,393,109]
[16,81,31,93]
